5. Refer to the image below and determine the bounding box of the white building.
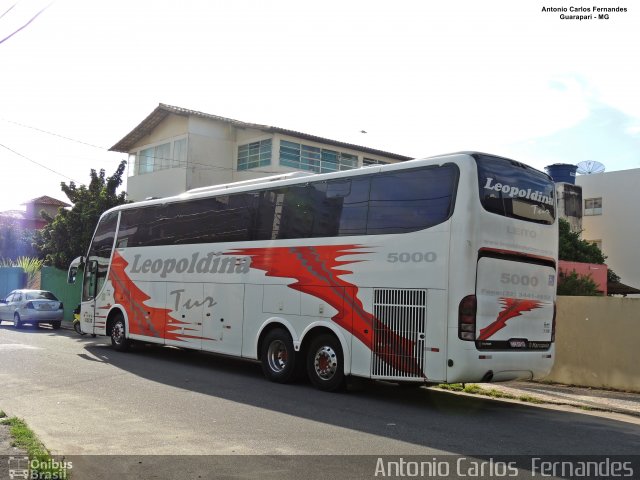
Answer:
[576,168,640,294]
[110,104,412,202]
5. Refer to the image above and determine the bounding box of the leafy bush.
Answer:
[557,270,601,296]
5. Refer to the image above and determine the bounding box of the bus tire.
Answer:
[110,313,130,352]
[306,333,345,392]
[260,328,297,384]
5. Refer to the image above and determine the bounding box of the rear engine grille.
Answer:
[371,289,427,378]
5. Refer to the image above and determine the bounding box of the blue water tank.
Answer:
[545,164,577,184]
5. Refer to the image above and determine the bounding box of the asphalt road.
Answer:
[1,323,639,478]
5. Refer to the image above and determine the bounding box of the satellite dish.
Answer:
[576,160,605,175]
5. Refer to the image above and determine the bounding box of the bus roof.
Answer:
[104,151,547,216]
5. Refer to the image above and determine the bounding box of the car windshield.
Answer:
[25,291,58,301]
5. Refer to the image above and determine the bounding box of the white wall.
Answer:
[130,114,188,150]
[126,113,404,201]
[576,168,640,293]
[127,167,188,202]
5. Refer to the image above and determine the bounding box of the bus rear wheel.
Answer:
[110,314,130,352]
[261,328,297,384]
[307,334,345,392]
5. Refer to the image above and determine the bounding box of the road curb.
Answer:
[428,386,640,419]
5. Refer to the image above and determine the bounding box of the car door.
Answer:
[11,292,23,317]
[0,292,13,320]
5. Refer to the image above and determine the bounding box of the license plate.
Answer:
[509,339,527,348]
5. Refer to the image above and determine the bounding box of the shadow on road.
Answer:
[75,340,640,455]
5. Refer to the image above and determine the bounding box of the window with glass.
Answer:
[280,140,359,173]
[173,138,187,168]
[134,139,186,175]
[83,211,119,301]
[589,239,602,250]
[363,158,390,166]
[584,198,602,216]
[115,164,459,247]
[476,154,556,225]
[238,139,272,170]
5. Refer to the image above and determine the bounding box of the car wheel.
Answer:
[110,313,129,352]
[14,313,23,329]
[260,328,297,384]
[74,321,83,335]
[307,333,345,392]
[51,321,61,330]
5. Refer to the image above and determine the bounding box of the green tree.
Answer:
[559,218,606,264]
[558,217,620,288]
[556,270,600,296]
[34,161,128,269]
[0,221,37,260]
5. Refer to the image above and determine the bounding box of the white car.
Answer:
[0,289,63,329]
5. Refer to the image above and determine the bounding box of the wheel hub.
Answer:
[314,346,337,380]
[112,323,125,344]
[267,340,288,373]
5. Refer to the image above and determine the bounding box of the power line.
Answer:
[2,118,107,150]
[2,118,364,177]
[3,117,278,175]
[0,3,18,21]
[0,1,54,45]
[0,142,81,183]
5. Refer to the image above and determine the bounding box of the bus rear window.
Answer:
[475,154,555,225]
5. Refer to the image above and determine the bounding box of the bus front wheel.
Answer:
[110,314,130,352]
[260,328,297,384]
[306,334,345,392]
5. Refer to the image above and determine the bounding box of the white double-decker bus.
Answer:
[71,152,558,391]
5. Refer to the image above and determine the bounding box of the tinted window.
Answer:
[115,164,459,246]
[476,154,555,225]
[88,211,119,260]
[118,195,255,247]
[84,211,119,301]
[368,165,458,234]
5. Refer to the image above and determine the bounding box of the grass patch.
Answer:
[437,383,464,391]
[0,415,69,478]
[518,395,543,404]
[437,383,544,404]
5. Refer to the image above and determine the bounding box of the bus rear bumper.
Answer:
[444,347,554,384]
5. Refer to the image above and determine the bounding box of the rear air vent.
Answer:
[371,289,427,379]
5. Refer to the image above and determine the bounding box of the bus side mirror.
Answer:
[68,256,85,284]
[68,267,78,284]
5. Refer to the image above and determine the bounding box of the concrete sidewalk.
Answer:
[457,381,640,418]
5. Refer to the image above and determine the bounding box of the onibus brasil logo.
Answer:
[7,456,72,479]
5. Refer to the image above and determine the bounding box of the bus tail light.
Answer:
[551,302,557,342]
[458,295,477,341]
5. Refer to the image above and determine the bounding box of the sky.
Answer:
[1,0,638,212]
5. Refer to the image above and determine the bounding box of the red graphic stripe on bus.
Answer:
[478,298,544,341]
[110,251,189,342]
[231,245,424,377]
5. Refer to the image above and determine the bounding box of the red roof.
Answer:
[23,196,70,207]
